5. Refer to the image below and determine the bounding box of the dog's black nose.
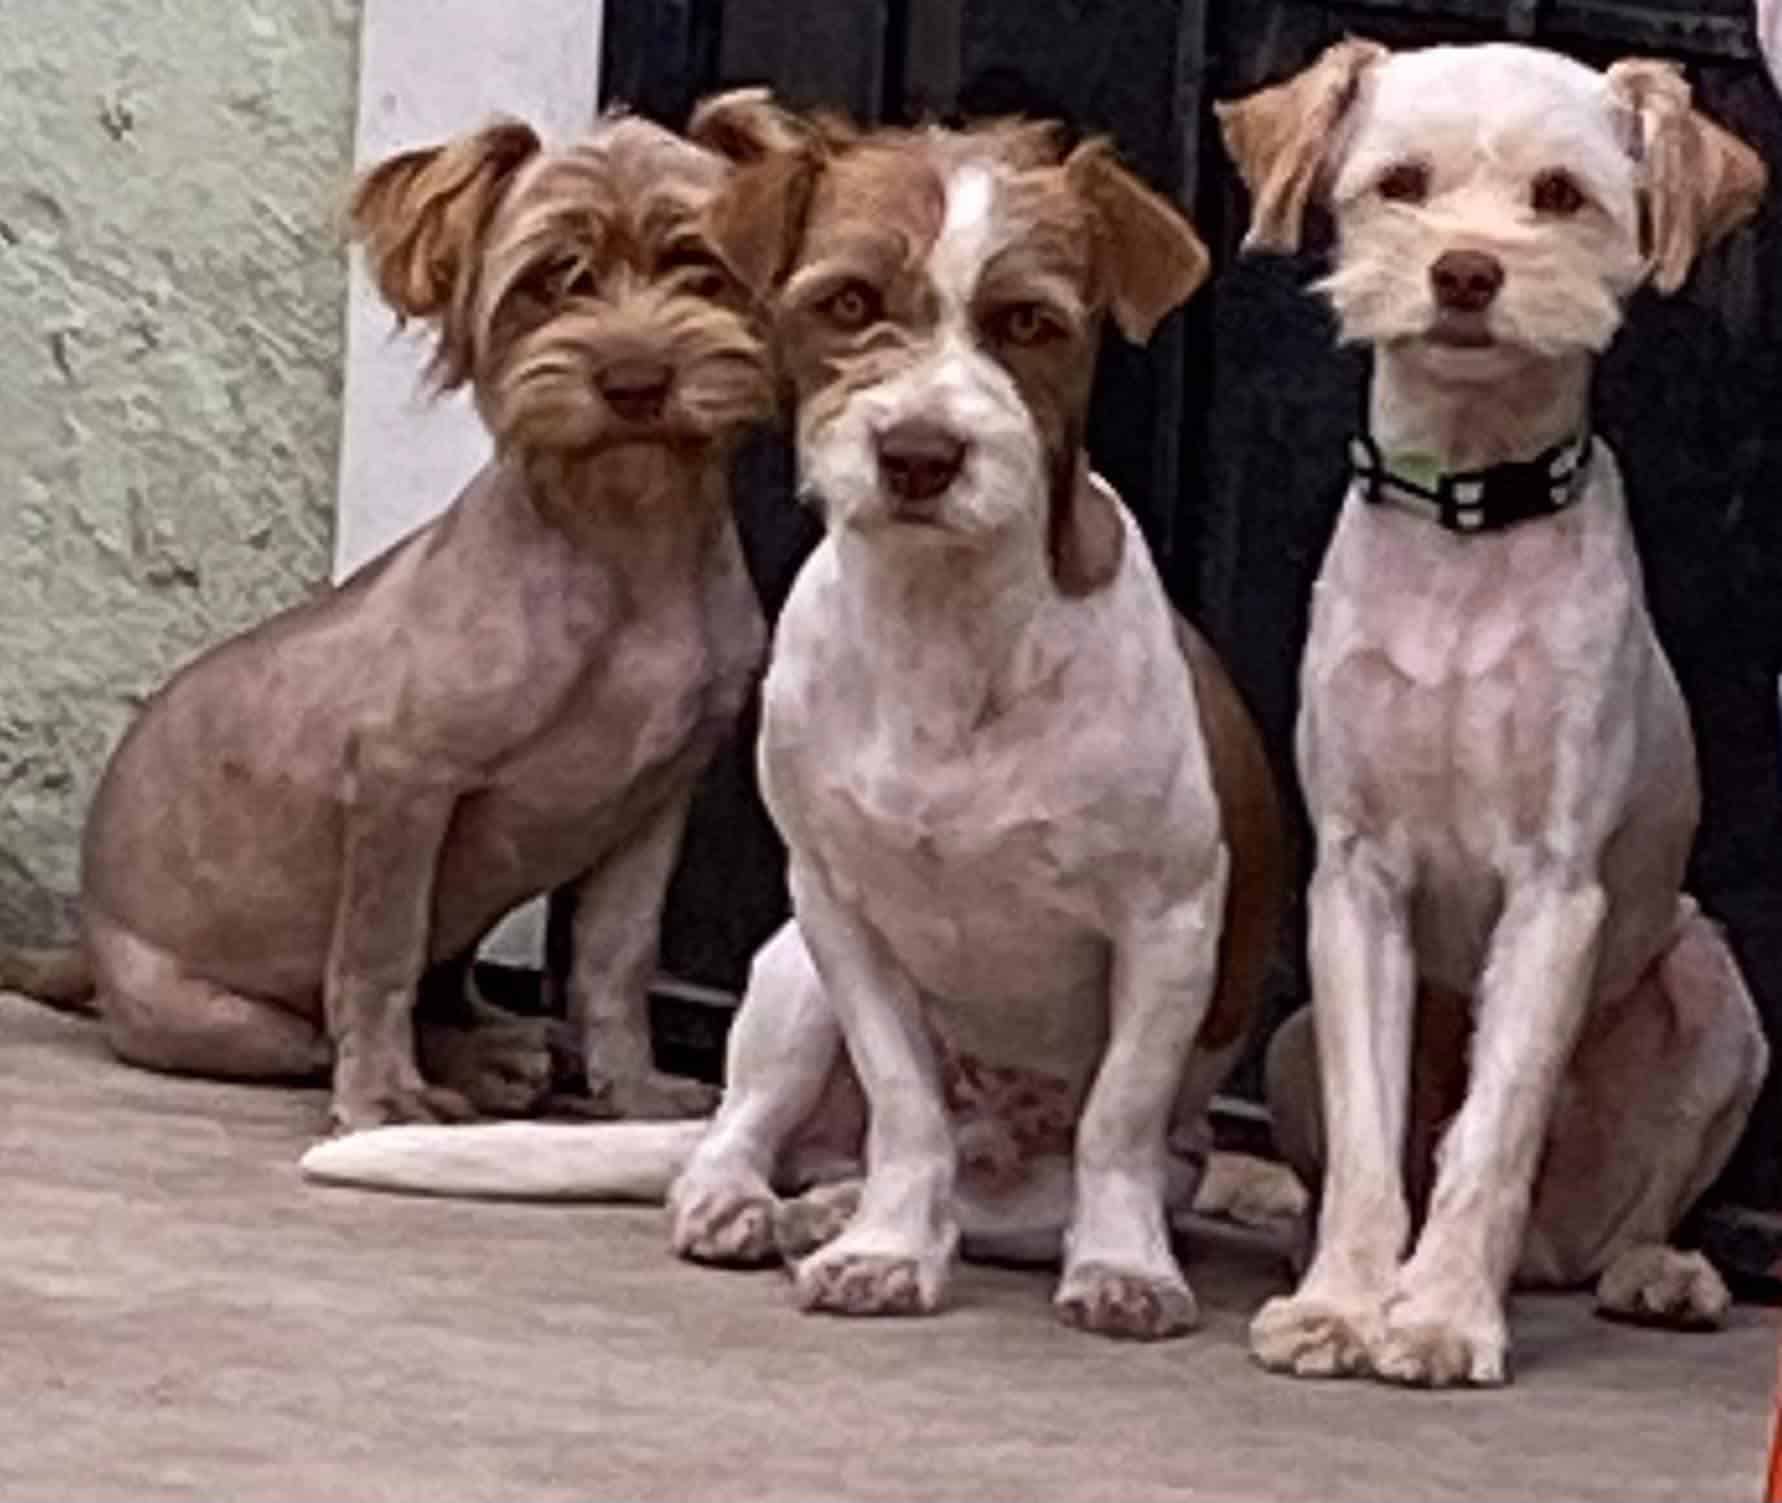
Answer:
[876,421,967,503]
[1430,250,1505,313]
[597,359,673,422]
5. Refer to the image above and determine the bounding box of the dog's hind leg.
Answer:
[670,920,854,1266]
[414,965,553,1117]
[89,919,329,1081]
[1521,905,1767,1329]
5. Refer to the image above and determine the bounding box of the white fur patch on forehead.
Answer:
[927,163,1001,310]
[1337,44,1634,206]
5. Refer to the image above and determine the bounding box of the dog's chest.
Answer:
[1299,491,1650,982]
[795,729,1116,1078]
[1308,616,1566,851]
[1300,500,1616,844]
[482,585,762,845]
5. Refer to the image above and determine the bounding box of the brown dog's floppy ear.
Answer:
[1066,139,1209,343]
[350,119,541,386]
[1050,465,1126,598]
[1604,59,1767,295]
[1215,37,1387,254]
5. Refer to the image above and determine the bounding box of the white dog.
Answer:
[1218,40,1769,1386]
[304,107,1292,1339]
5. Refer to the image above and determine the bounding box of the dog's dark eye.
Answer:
[819,280,883,332]
[1531,169,1586,217]
[1377,162,1430,205]
[658,245,731,299]
[985,302,1064,348]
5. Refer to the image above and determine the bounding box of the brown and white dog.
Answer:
[1219,41,1769,1386]
[0,104,795,1132]
[303,107,1290,1339]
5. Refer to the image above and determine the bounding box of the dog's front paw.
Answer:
[418,1017,553,1117]
[329,1083,475,1135]
[1249,1289,1381,1378]
[772,1180,862,1262]
[1054,1260,1197,1340]
[793,1220,955,1317]
[794,1250,937,1316]
[590,1067,719,1121]
[1372,1286,1509,1388]
[669,1174,780,1266]
[1595,1244,1729,1331]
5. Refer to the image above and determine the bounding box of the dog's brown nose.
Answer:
[1430,250,1505,313]
[876,421,967,504]
[597,359,673,423]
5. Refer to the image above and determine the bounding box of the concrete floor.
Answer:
[3,990,1776,1503]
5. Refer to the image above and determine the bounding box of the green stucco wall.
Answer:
[0,0,360,940]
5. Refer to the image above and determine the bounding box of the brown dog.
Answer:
[0,99,798,1132]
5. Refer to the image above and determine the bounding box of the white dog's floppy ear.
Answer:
[1215,37,1387,253]
[1065,139,1210,342]
[1605,59,1767,294]
[693,91,822,296]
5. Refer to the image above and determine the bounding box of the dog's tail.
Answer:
[0,943,97,1016]
[299,1119,709,1201]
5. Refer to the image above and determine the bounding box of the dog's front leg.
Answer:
[1374,880,1605,1388]
[326,751,467,1133]
[562,791,716,1119]
[1252,838,1415,1377]
[785,863,957,1316]
[670,921,845,1267]
[1055,850,1229,1341]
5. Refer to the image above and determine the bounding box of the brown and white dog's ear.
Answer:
[1066,139,1210,343]
[692,89,822,297]
[349,119,541,385]
[1604,59,1767,294]
[1050,465,1126,598]
[703,148,821,297]
[1214,37,1387,253]
[688,86,810,163]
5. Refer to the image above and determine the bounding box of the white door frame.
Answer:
[334,0,605,966]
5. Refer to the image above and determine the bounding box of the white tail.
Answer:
[299,1119,709,1201]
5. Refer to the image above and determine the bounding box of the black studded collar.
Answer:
[1349,424,1595,534]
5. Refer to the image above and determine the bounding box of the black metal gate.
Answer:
[604,0,1782,1226]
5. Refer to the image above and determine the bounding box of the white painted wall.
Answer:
[336,0,604,965]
